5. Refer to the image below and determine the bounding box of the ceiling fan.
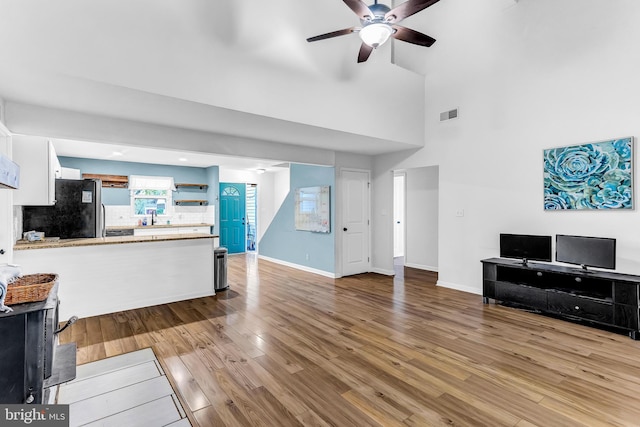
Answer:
[307,0,441,63]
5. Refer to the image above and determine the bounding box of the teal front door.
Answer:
[219,182,246,254]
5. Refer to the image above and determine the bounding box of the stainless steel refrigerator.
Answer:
[22,179,105,239]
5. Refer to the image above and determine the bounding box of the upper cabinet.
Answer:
[12,135,61,206]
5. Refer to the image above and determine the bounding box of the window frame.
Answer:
[131,188,172,217]
[129,175,175,217]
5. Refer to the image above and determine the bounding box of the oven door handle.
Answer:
[55,316,78,335]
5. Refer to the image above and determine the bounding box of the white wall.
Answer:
[374,0,640,294]
[0,96,5,125]
[272,168,290,216]
[0,2,426,149]
[6,102,337,167]
[0,124,12,264]
[405,166,439,272]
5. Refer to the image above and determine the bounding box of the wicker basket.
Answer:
[5,274,58,305]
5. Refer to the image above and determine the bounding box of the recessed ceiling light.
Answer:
[256,168,266,174]
[179,157,188,162]
[112,151,123,156]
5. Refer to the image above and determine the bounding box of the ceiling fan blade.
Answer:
[385,0,440,23]
[343,0,373,20]
[392,25,436,47]
[357,43,374,63]
[307,27,357,42]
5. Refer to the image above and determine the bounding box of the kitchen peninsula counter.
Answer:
[13,233,219,321]
[15,233,218,250]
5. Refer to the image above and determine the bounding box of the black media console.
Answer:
[481,258,640,339]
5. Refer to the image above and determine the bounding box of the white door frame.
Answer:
[338,167,371,277]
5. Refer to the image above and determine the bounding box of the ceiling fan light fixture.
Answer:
[359,23,393,48]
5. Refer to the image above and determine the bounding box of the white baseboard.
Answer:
[436,280,482,295]
[370,267,395,276]
[258,255,336,278]
[404,262,438,272]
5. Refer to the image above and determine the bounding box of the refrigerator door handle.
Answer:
[101,203,106,237]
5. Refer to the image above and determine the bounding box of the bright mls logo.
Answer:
[1,405,69,426]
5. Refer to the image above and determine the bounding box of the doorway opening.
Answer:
[219,182,258,254]
[396,166,439,274]
[393,173,406,268]
[219,182,246,254]
[246,184,257,252]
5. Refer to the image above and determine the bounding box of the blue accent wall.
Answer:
[259,163,335,274]
[58,157,217,206]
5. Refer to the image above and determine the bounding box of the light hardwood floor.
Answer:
[60,254,640,426]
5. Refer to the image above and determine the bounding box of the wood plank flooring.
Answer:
[59,254,640,426]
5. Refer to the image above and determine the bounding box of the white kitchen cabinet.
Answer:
[133,226,211,237]
[60,167,81,179]
[133,228,177,237]
[179,226,211,234]
[12,135,61,205]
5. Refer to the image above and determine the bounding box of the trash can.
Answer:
[214,247,228,291]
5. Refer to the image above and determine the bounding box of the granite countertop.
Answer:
[107,223,213,230]
[14,233,219,250]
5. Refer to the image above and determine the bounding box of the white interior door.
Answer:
[342,169,370,276]
[393,173,405,258]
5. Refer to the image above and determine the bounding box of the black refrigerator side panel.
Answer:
[55,179,100,238]
[25,310,46,405]
[0,314,27,403]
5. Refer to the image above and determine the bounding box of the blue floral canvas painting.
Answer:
[544,137,633,210]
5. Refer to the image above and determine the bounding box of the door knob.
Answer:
[343,227,348,231]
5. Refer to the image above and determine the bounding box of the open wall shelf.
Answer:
[174,199,208,206]
[82,173,129,188]
[175,183,208,191]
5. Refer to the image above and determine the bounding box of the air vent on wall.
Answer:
[440,108,458,122]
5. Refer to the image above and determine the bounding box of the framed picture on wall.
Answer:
[543,137,633,210]
[295,185,330,233]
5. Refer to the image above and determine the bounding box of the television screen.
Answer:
[500,234,552,263]
[556,234,616,270]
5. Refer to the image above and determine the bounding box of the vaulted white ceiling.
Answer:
[0,0,457,160]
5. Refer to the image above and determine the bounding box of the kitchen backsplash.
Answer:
[105,205,215,227]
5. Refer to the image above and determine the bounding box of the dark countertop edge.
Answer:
[15,234,219,251]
